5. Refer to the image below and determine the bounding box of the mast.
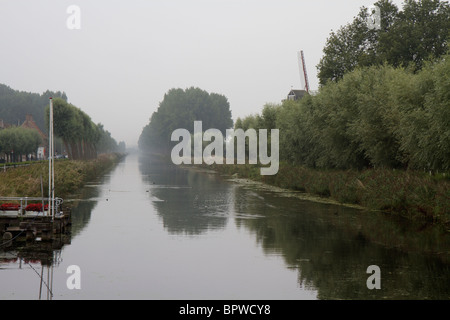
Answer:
[48,98,55,220]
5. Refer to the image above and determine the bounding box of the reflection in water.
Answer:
[230,181,450,299]
[1,153,448,299]
[67,172,113,238]
[0,237,67,300]
[140,154,231,235]
[140,154,450,299]
[0,169,107,300]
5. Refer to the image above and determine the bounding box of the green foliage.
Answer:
[240,52,449,173]
[96,123,120,155]
[346,66,404,168]
[230,42,449,222]
[0,127,42,162]
[385,0,450,70]
[275,98,317,167]
[46,98,119,160]
[0,84,119,161]
[318,0,450,85]
[139,87,233,153]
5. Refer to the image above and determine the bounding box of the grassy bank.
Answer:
[207,162,450,227]
[0,153,125,199]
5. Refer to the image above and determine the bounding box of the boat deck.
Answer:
[0,197,71,242]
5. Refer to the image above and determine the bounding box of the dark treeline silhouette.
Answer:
[0,83,67,132]
[0,84,124,161]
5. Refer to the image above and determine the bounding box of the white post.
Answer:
[48,99,51,217]
[51,98,55,220]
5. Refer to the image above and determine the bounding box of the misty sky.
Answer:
[0,0,405,147]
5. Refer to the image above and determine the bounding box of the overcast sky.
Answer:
[0,0,405,147]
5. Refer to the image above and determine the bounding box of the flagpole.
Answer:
[48,98,51,217]
[48,98,54,220]
[52,99,55,221]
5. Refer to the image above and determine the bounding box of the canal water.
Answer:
[1,153,449,299]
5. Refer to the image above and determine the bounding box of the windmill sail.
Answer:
[297,51,310,93]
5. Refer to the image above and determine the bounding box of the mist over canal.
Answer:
[1,153,449,299]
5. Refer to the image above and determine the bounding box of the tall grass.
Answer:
[0,153,123,199]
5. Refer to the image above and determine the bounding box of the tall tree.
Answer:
[382,0,450,70]
[139,87,233,153]
[317,0,449,85]
[48,98,118,160]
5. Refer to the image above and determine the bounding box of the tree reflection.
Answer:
[68,183,103,238]
[138,153,450,299]
[232,186,450,299]
[139,154,230,235]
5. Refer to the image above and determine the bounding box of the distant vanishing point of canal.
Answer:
[1,153,449,299]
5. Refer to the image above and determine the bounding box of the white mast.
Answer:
[48,98,55,220]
